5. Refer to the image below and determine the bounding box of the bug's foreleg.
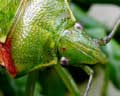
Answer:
[54,64,80,96]
[98,19,120,45]
[80,65,94,96]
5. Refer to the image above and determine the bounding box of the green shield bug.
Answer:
[0,0,119,96]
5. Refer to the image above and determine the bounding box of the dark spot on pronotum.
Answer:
[60,57,69,66]
[62,47,66,52]
[74,22,83,30]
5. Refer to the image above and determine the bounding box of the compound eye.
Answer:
[74,22,83,30]
[60,57,69,66]
[62,30,72,36]
[64,30,70,34]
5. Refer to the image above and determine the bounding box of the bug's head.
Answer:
[58,22,107,66]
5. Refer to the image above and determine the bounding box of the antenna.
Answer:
[98,18,120,45]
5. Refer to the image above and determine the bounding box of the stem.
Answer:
[101,66,109,96]
[25,70,38,96]
[54,64,80,96]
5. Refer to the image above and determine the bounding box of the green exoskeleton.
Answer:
[0,0,20,38]
[0,0,119,96]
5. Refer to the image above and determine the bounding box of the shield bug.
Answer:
[0,0,119,96]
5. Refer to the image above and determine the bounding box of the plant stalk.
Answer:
[25,70,38,96]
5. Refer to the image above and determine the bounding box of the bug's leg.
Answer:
[98,19,120,45]
[54,64,80,96]
[80,65,94,96]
